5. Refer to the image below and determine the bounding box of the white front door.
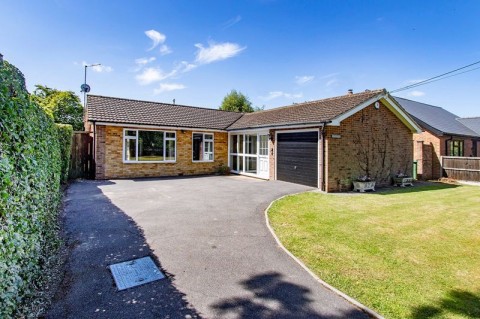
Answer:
[258,134,269,179]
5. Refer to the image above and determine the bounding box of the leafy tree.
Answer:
[219,89,255,113]
[32,85,84,130]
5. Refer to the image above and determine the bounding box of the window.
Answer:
[448,140,464,156]
[123,129,176,162]
[259,135,268,156]
[193,133,214,162]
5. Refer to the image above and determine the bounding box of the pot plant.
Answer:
[353,175,376,192]
[393,172,414,187]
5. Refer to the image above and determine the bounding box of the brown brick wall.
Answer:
[325,101,414,192]
[94,125,228,179]
[413,129,479,180]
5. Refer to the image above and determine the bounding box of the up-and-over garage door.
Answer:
[276,131,318,187]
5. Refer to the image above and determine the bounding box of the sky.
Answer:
[1,0,480,117]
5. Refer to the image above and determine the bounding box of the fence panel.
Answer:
[441,156,480,182]
[69,132,94,179]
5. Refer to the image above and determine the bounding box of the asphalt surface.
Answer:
[47,175,369,319]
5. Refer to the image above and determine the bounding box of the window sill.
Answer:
[123,161,177,164]
[192,160,215,163]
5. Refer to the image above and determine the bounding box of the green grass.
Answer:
[268,183,480,319]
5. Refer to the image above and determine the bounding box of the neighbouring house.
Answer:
[458,117,480,136]
[395,97,480,180]
[86,89,421,192]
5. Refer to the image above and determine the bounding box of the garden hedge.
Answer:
[0,59,62,317]
[55,123,73,184]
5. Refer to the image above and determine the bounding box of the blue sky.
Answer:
[2,1,480,116]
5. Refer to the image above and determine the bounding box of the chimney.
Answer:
[347,89,353,95]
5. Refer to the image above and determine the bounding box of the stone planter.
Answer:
[353,181,376,192]
[393,177,414,187]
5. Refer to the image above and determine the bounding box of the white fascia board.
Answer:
[328,94,423,133]
[328,94,387,126]
[93,121,226,132]
[383,95,423,133]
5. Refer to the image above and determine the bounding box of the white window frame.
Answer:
[123,128,176,163]
[192,132,215,162]
[228,131,269,177]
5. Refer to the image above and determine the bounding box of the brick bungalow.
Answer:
[86,89,421,192]
[395,97,480,180]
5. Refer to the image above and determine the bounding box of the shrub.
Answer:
[55,124,73,183]
[0,59,62,317]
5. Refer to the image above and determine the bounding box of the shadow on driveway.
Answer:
[45,180,200,319]
[212,272,365,319]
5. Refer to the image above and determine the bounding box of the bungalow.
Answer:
[395,97,480,180]
[85,89,421,192]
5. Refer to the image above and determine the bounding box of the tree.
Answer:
[32,85,84,130]
[219,89,255,113]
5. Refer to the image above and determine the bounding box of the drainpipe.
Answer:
[319,121,331,191]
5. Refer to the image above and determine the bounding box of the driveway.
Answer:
[48,176,368,318]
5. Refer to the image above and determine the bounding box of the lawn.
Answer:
[268,183,480,319]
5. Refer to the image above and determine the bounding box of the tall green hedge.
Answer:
[55,123,73,184]
[0,60,62,317]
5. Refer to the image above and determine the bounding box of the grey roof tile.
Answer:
[457,117,480,135]
[394,97,479,137]
[87,95,243,130]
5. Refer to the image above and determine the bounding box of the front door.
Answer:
[258,134,269,179]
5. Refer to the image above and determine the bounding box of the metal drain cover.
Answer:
[109,256,165,290]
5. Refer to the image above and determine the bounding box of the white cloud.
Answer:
[409,90,425,97]
[223,15,242,29]
[262,91,303,101]
[295,75,314,85]
[82,61,113,73]
[194,42,246,64]
[159,44,172,55]
[326,78,339,87]
[320,72,340,79]
[154,83,186,94]
[135,67,176,85]
[145,29,166,51]
[135,57,156,66]
[176,61,197,73]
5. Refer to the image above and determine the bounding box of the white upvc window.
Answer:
[123,129,176,163]
[192,132,214,162]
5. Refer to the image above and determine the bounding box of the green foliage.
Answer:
[0,60,62,317]
[55,124,73,183]
[32,85,84,131]
[219,89,255,113]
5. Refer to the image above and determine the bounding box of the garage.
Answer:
[276,131,318,187]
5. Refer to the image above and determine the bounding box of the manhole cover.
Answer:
[109,256,165,290]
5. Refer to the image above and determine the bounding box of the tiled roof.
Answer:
[394,97,479,137]
[227,89,386,130]
[457,117,480,135]
[87,95,243,130]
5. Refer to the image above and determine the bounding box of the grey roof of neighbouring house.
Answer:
[394,97,479,137]
[87,95,243,130]
[457,117,480,135]
[228,89,386,130]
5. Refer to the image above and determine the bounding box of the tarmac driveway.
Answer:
[48,175,368,319]
[98,175,368,319]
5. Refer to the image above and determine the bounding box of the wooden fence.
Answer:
[69,132,94,179]
[441,156,480,182]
